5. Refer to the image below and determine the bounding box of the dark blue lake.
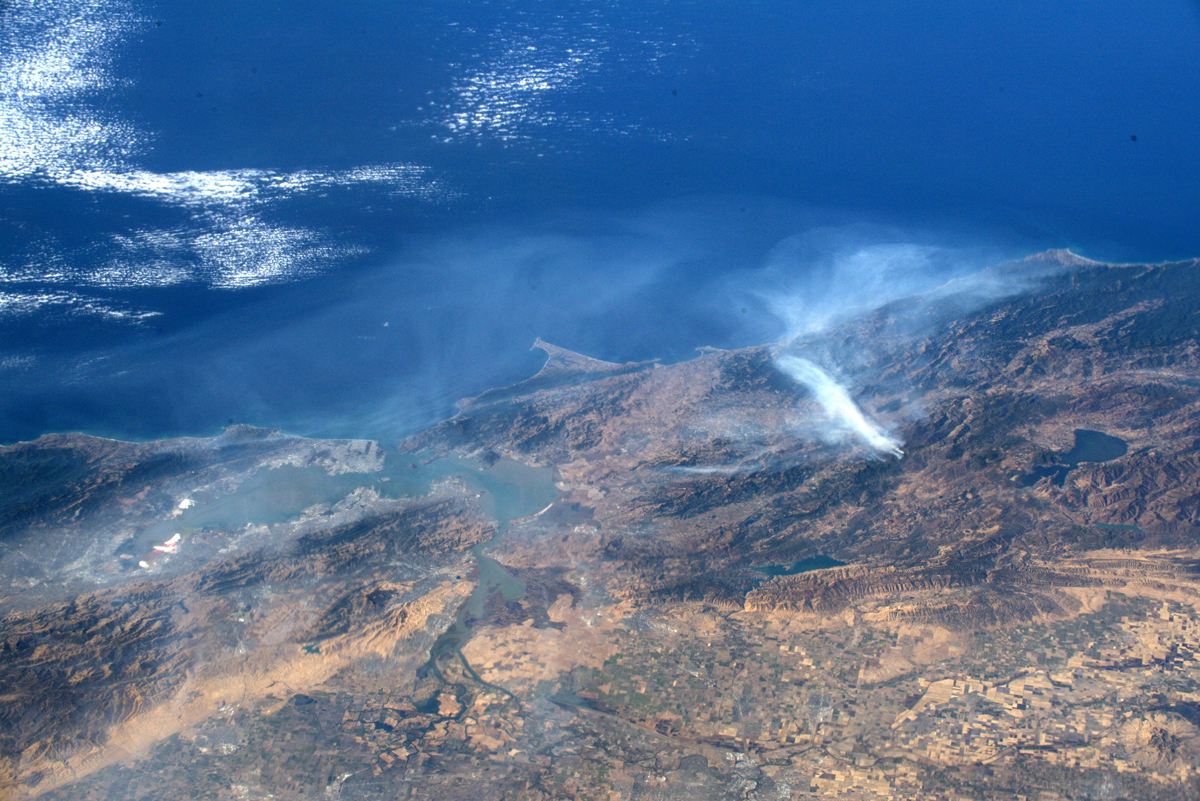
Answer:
[1022,429,1129,488]
[753,555,848,578]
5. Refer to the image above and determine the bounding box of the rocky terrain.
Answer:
[0,431,493,796]
[3,251,1200,800]
[414,251,1200,618]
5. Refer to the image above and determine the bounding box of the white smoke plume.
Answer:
[775,354,903,459]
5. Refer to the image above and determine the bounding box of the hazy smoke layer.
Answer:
[775,354,903,458]
[0,194,1051,446]
[748,226,1047,463]
[758,231,1022,345]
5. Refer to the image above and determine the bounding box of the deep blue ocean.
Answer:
[2,0,1199,445]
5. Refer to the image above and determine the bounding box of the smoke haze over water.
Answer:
[4,0,1199,446]
[5,3,1200,797]
[752,228,1036,342]
[0,200,1054,446]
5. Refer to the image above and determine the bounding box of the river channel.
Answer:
[415,457,560,698]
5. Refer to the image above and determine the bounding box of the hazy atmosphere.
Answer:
[3,0,1199,442]
[6,4,1200,800]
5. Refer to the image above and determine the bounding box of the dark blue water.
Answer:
[1022,429,1129,487]
[3,0,1199,444]
[753,555,847,578]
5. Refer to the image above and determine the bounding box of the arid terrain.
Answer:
[3,251,1200,800]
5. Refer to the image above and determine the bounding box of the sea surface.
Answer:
[3,0,1199,445]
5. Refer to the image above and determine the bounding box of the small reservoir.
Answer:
[752,554,846,578]
[1021,429,1128,487]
